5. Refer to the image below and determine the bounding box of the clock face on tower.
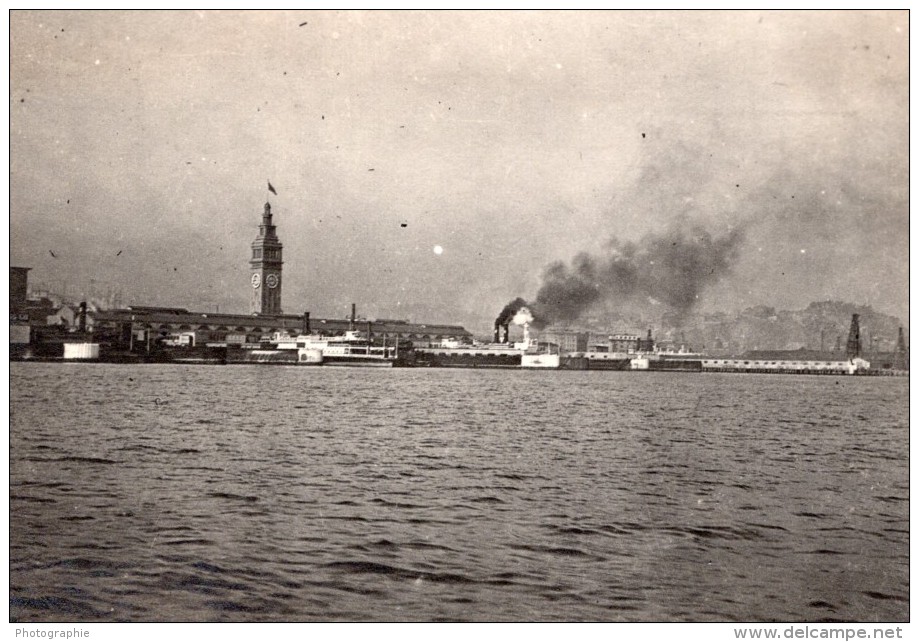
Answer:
[251,273,261,288]
[266,274,279,289]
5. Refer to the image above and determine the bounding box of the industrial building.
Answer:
[10,266,29,308]
[10,266,61,350]
[537,328,655,354]
[538,328,590,353]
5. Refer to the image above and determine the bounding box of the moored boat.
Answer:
[416,321,561,369]
[276,329,401,366]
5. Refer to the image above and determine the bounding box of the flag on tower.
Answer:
[267,181,277,195]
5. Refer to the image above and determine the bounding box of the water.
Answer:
[9,363,909,622]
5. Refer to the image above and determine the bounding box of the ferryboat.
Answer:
[275,330,400,367]
[224,329,403,366]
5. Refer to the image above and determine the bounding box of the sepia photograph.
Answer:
[8,8,909,630]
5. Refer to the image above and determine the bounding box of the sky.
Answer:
[9,10,909,332]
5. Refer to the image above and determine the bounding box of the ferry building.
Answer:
[90,201,471,347]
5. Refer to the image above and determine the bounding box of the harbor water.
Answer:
[9,363,909,622]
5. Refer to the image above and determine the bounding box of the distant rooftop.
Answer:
[93,308,472,336]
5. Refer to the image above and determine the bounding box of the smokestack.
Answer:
[505,323,511,344]
[494,322,500,344]
[367,320,372,343]
[302,311,311,334]
[351,303,356,330]
[643,328,654,352]
[846,314,861,359]
[895,327,909,370]
[78,301,87,333]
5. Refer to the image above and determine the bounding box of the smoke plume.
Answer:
[512,307,534,326]
[495,297,529,326]
[499,222,745,328]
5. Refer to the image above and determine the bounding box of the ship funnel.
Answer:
[350,303,356,330]
[493,318,512,343]
[78,301,87,333]
[302,311,311,334]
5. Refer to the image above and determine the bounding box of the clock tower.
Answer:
[250,202,283,315]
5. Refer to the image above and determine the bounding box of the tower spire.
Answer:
[262,201,272,226]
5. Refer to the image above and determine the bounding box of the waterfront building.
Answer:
[88,307,471,348]
[608,333,641,353]
[539,328,589,353]
[10,266,30,309]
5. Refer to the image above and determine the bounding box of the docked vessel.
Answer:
[557,352,632,370]
[281,330,399,367]
[521,350,561,368]
[415,321,560,369]
[414,339,525,368]
[630,346,705,371]
[227,329,403,367]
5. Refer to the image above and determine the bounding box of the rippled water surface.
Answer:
[10,363,909,622]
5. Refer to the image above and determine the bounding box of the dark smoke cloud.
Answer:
[500,222,745,328]
[495,297,529,326]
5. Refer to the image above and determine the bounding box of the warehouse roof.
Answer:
[91,307,472,337]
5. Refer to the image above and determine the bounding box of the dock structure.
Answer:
[700,357,869,375]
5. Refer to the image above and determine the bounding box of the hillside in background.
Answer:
[576,301,907,355]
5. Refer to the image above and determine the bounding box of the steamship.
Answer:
[414,319,560,369]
